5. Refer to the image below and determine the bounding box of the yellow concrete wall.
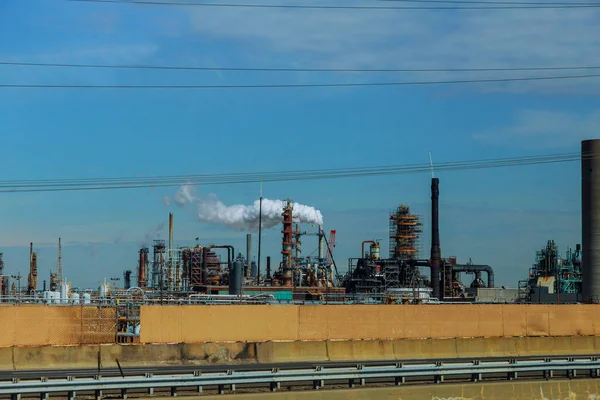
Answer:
[140,304,600,344]
[0,305,116,347]
[10,336,600,371]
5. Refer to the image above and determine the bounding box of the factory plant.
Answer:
[1,139,600,306]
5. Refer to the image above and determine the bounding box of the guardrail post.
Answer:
[93,375,102,400]
[145,373,154,394]
[11,378,21,400]
[313,380,325,389]
[193,371,202,392]
[434,361,444,384]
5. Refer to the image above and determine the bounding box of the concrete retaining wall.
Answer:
[0,305,116,347]
[6,336,600,371]
[140,304,600,344]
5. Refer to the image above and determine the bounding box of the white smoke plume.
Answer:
[167,184,324,231]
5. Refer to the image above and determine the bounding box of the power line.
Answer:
[0,152,586,193]
[69,0,600,9]
[2,73,600,89]
[384,0,600,4]
[4,60,600,73]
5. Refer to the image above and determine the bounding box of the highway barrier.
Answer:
[2,357,599,400]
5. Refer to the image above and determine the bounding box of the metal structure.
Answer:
[344,205,428,295]
[344,175,494,301]
[123,270,132,290]
[280,199,294,287]
[0,253,7,297]
[518,240,582,303]
[27,242,37,293]
[152,240,166,289]
[137,247,149,289]
[430,177,441,300]
[57,237,63,286]
[2,357,599,399]
[582,139,600,303]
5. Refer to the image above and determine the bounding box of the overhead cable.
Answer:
[2,73,600,89]
[0,152,586,193]
[3,60,600,73]
[69,0,600,9]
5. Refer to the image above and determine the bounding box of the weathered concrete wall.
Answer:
[0,305,116,347]
[7,336,600,371]
[165,379,600,400]
[140,304,600,344]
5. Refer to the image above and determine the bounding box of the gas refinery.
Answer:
[0,139,597,307]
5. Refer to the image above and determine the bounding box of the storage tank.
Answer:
[71,292,80,305]
[229,259,243,296]
[60,283,69,304]
[99,282,109,297]
[52,291,61,304]
[370,242,380,260]
[82,293,91,304]
[42,291,49,303]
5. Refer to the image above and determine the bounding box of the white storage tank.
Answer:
[99,283,109,298]
[42,291,50,303]
[60,283,69,304]
[82,293,91,305]
[52,291,61,304]
[70,292,80,305]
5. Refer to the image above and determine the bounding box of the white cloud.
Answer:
[473,109,600,148]
[186,2,600,93]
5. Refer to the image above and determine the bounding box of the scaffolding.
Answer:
[389,205,422,261]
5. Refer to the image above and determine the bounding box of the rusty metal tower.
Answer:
[389,204,422,261]
[27,242,38,293]
[281,199,294,287]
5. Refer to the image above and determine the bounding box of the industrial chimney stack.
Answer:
[430,178,441,300]
[582,139,600,303]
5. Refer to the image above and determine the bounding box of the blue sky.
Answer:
[0,0,598,290]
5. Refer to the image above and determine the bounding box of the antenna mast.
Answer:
[429,151,435,178]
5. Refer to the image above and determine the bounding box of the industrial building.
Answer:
[0,139,599,306]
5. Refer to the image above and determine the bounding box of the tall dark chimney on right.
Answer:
[430,177,441,299]
[582,139,600,303]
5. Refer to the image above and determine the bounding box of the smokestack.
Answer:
[430,178,441,300]
[29,242,32,259]
[582,139,600,303]
[318,226,325,261]
[266,256,271,279]
[168,212,174,259]
[246,233,252,278]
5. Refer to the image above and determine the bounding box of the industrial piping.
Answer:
[582,139,600,303]
[361,240,376,259]
[430,178,441,300]
[453,264,494,288]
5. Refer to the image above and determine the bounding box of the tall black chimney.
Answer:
[430,177,441,299]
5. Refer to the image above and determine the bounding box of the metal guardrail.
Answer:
[3,357,599,399]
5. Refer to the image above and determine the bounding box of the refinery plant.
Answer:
[2,140,600,307]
